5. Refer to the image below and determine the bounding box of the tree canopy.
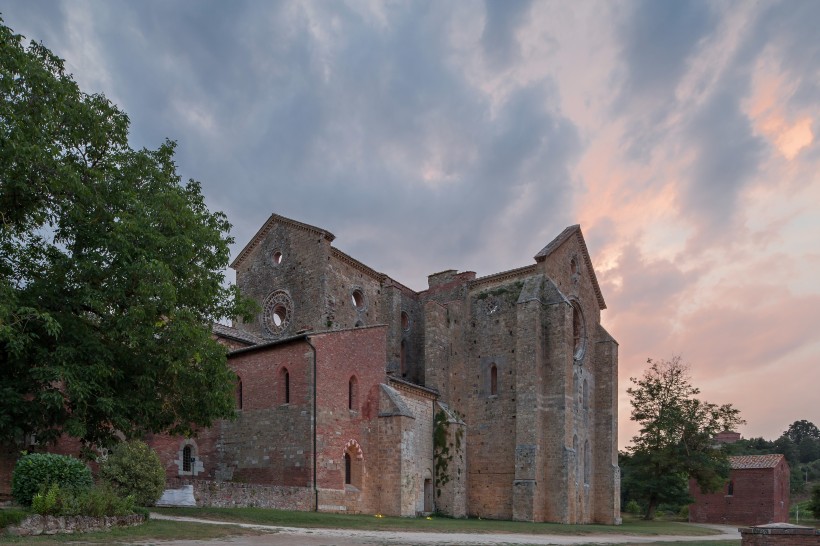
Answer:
[0,19,253,451]
[625,356,745,519]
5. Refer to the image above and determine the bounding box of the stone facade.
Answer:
[689,454,790,526]
[0,213,619,523]
[195,213,618,523]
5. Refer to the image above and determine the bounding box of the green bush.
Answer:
[99,440,165,506]
[0,508,27,528]
[31,483,61,515]
[11,452,93,506]
[678,505,689,520]
[30,484,135,517]
[624,499,642,514]
[809,484,820,519]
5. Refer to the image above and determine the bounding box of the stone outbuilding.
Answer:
[689,454,790,525]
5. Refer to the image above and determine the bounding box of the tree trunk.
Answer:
[644,495,659,520]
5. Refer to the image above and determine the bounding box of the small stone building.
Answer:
[689,454,790,525]
[1,213,620,523]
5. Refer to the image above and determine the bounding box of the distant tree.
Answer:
[809,484,820,519]
[784,420,820,446]
[0,19,254,451]
[626,356,745,520]
[799,438,820,464]
[772,435,799,467]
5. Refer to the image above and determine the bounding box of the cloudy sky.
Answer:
[4,1,818,448]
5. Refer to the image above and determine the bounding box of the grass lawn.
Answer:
[151,507,722,536]
[0,518,269,544]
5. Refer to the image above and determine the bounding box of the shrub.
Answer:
[0,508,27,528]
[31,483,61,515]
[11,453,93,506]
[809,484,820,519]
[678,505,689,520]
[99,440,165,506]
[624,500,642,514]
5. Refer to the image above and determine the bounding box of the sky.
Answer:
[3,1,819,450]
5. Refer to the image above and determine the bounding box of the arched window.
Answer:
[236,378,243,409]
[343,440,364,490]
[490,364,498,396]
[182,445,192,472]
[584,440,590,485]
[573,435,579,484]
[280,368,290,404]
[348,376,358,411]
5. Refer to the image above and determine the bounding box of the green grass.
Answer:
[151,507,722,536]
[0,519,268,544]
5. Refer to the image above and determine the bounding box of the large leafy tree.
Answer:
[784,420,820,446]
[0,20,252,452]
[626,356,745,520]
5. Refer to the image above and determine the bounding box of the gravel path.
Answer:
[147,513,741,545]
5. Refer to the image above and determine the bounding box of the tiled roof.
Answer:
[212,323,263,345]
[729,454,785,469]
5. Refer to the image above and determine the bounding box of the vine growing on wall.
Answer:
[433,409,464,498]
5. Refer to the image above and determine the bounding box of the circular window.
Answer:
[571,301,586,361]
[351,289,365,310]
[263,290,293,335]
[273,251,283,265]
[401,311,410,331]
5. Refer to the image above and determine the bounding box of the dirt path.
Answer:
[147,513,741,545]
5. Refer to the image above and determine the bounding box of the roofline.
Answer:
[534,225,607,310]
[228,333,309,356]
[230,213,335,270]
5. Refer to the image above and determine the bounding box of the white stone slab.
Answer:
[156,484,196,507]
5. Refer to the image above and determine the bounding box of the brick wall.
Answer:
[689,461,790,525]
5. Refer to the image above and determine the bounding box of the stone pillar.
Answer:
[433,402,467,518]
[593,324,620,524]
[423,301,449,395]
[512,295,544,521]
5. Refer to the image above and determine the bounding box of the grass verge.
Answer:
[151,507,722,536]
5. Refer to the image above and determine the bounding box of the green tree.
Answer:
[0,19,253,451]
[809,484,820,519]
[626,356,745,520]
[784,420,820,446]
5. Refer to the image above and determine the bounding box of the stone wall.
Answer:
[169,478,314,510]
[6,514,144,537]
[740,523,820,545]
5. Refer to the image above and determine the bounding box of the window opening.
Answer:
[273,251,283,264]
[344,453,352,485]
[183,445,192,472]
[401,311,410,331]
[348,376,358,410]
[490,364,498,395]
[281,368,290,404]
[236,378,243,409]
[727,480,734,496]
[582,379,588,410]
[351,289,364,309]
[584,440,590,485]
[400,340,406,376]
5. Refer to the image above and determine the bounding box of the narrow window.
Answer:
[584,440,590,484]
[490,364,498,395]
[236,378,243,409]
[400,340,406,376]
[183,445,192,472]
[727,480,734,496]
[285,371,290,404]
[348,376,358,410]
[582,379,589,410]
[344,453,352,485]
